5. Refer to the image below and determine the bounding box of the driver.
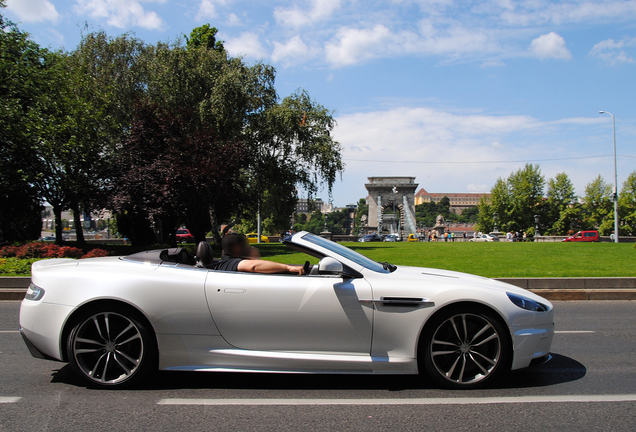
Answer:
[214,233,305,275]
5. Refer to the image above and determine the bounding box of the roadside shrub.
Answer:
[82,248,109,258]
[0,258,38,275]
[0,245,21,258]
[59,246,83,259]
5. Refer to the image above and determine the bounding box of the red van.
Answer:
[563,230,599,242]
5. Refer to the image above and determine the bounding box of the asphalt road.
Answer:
[1,301,635,431]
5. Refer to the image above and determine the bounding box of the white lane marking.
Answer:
[0,397,21,404]
[554,331,595,334]
[157,394,636,406]
[0,331,20,333]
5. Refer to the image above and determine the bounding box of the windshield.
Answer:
[301,233,390,273]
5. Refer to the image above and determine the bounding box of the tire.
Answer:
[66,307,157,389]
[420,306,510,389]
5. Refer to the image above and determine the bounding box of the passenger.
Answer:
[214,233,304,274]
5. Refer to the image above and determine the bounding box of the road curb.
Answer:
[2,277,636,301]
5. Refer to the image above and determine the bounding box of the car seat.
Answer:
[196,241,216,268]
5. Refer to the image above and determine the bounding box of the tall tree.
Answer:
[477,164,544,234]
[617,171,636,236]
[110,103,248,245]
[0,3,46,242]
[477,177,509,233]
[245,90,344,235]
[583,175,612,233]
[545,172,576,234]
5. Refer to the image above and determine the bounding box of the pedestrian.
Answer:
[523,232,527,242]
[506,231,512,242]
[463,232,467,242]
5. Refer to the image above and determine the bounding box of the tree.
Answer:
[618,171,636,236]
[354,198,368,234]
[545,172,576,235]
[477,164,544,234]
[244,90,343,235]
[0,3,46,242]
[507,164,545,232]
[583,175,612,233]
[186,24,224,52]
[477,177,508,233]
[110,102,248,245]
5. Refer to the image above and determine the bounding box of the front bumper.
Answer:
[510,322,555,370]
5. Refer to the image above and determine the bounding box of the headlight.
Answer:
[507,292,550,312]
[25,283,45,301]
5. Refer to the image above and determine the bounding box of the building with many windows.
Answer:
[415,189,490,214]
[296,198,328,214]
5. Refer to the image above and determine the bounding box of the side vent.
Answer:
[381,297,429,307]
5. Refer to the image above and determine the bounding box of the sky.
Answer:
[5,0,636,206]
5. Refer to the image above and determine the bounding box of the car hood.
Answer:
[382,265,549,302]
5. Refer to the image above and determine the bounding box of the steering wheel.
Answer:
[303,260,311,276]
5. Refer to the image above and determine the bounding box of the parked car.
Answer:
[383,235,399,242]
[246,233,269,244]
[19,231,554,390]
[358,234,383,242]
[175,228,195,244]
[407,234,418,242]
[469,234,500,242]
[39,236,56,242]
[562,230,599,242]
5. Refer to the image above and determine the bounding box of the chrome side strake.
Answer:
[359,297,435,308]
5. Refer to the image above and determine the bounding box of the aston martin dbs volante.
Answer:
[20,231,554,389]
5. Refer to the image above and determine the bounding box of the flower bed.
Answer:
[0,242,110,276]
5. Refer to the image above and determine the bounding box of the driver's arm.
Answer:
[237,259,305,275]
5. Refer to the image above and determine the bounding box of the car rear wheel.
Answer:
[67,308,156,388]
[421,306,510,389]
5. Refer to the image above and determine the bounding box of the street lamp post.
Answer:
[599,111,619,243]
[493,212,499,233]
[392,186,398,235]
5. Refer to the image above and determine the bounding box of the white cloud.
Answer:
[467,183,489,192]
[6,0,59,23]
[226,13,241,26]
[274,0,341,27]
[325,23,498,67]
[331,106,603,202]
[73,0,166,30]
[529,32,572,60]
[197,0,229,20]
[197,0,217,19]
[272,36,314,65]
[500,1,636,26]
[325,25,393,66]
[589,37,636,65]
[224,32,266,59]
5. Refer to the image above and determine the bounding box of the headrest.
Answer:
[196,241,214,268]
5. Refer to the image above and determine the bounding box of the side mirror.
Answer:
[318,257,344,276]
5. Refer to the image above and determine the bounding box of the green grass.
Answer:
[257,242,636,278]
[2,242,633,278]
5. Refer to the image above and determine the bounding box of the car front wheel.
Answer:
[67,308,156,388]
[420,306,510,389]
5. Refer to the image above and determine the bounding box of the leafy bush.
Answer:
[82,248,109,258]
[60,246,83,259]
[0,246,20,258]
[0,243,108,260]
[0,258,39,275]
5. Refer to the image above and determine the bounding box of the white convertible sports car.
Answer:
[19,231,554,389]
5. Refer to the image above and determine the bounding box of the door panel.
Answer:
[205,273,373,354]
